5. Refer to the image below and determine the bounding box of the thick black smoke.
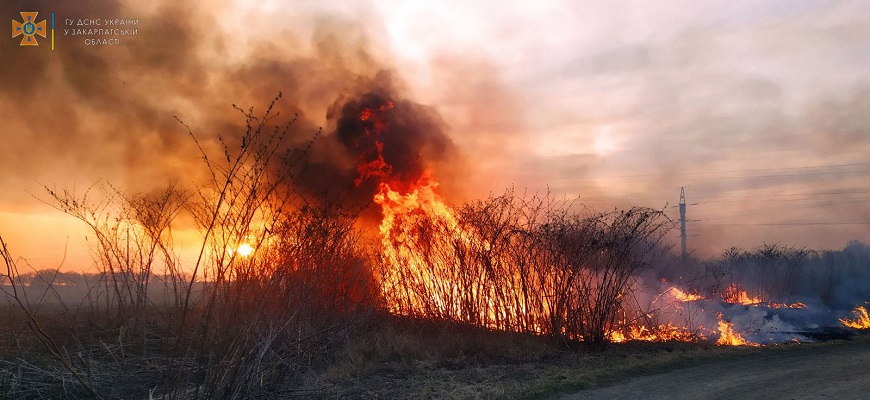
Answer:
[0,0,461,213]
[281,82,459,215]
[323,87,456,198]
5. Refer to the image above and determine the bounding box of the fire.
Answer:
[721,283,762,305]
[766,302,808,310]
[350,97,798,347]
[721,284,807,309]
[354,98,496,323]
[374,175,474,317]
[669,287,704,302]
[716,313,758,346]
[840,306,870,329]
[356,98,563,333]
[608,323,703,343]
[353,100,394,187]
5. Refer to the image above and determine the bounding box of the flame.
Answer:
[766,302,808,310]
[372,166,534,330]
[352,98,804,346]
[608,323,703,343]
[669,287,705,302]
[375,175,472,316]
[356,99,503,325]
[721,284,807,309]
[840,306,870,329]
[721,283,762,305]
[715,313,758,346]
[353,100,395,187]
[357,99,566,333]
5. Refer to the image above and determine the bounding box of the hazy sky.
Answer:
[2,0,869,269]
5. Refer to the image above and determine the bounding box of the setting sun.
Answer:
[236,243,254,257]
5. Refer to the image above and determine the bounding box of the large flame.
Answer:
[840,306,870,329]
[351,97,809,347]
[353,98,499,324]
[375,174,475,317]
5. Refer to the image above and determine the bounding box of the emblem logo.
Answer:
[12,12,47,46]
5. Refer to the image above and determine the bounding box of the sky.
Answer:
[1,0,869,270]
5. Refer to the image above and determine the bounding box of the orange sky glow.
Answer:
[1,0,869,271]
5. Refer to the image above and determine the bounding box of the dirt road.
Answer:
[563,338,870,400]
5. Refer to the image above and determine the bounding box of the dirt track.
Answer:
[563,338,870,400]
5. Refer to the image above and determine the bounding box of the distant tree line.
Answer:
[674,240,870,309]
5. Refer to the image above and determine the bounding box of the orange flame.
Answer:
[375,175,465,313]
[669,287,705,302]
[608,323,703,343]
[721,284,807,309]
[359,100,512,327]
[766,301,808,310]
[715,313,758,346]
[840,306,870,329]
[353,100,394,187]
[721,283,762,305]
[354,99,798,346]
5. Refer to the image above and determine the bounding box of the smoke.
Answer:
[0,0,471,214]
[0,0,221,205]
[5,0,866,268]
[634,240,870,344]
[326,83,456,194]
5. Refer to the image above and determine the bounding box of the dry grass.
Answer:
[5,94,865,399]
[3,299,867,399]
[306,323,869,399]
[288,315,790,399]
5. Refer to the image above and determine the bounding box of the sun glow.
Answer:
[236,243,254,258]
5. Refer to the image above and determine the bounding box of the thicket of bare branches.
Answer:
[696,241,870,308]
[2,93,677,398]
[1,94,374,399]
[378,190,674,346]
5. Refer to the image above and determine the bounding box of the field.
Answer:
[4,302,858,399]
[3,295,866,399]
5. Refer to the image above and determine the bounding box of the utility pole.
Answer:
[679,187,687,261]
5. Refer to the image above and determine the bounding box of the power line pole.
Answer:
[679,187,687,261]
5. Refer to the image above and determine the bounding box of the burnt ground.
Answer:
[562,336,870,400]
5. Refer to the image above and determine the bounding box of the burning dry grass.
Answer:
[0,306,757,399]
[715,313,757,347]
[3,304,866,399]
[668,287,705,302]
[720,283,807,310]
[841,306,870,330]
[721,283,762,305]
[2,93,868,398]
[608,323,703,344]
[304,316,855,399]
[345,95,679,345]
